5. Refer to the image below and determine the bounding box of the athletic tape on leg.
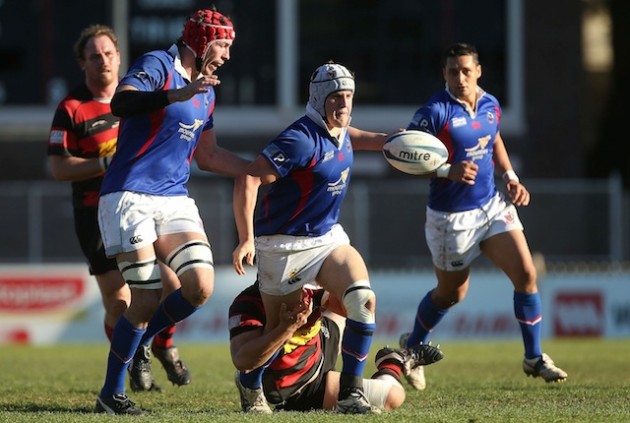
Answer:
[118,257,161,289]
[165,240,214,277]
[343,280,375,324]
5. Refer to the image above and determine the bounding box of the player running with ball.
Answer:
[399,42,567,391]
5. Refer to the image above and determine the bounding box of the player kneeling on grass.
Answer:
[228,281,444,414]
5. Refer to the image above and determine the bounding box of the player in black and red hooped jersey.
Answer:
[47,24,191,394]
[228,280,444,413]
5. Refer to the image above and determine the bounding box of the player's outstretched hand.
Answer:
[170,75,220,102]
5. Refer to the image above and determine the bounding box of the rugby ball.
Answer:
[383,130,448,175]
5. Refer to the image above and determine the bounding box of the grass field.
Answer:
[0,339,628,422]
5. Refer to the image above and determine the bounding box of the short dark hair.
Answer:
[74,24,118,61]
[443,42,479,66]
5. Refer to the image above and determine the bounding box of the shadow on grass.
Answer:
[0,403,94,413]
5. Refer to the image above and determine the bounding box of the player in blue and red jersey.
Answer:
[228,281,444,413]
[231,62,392,414]
[47,24,191,394]
[399,42,567,390]
[94,7,250,415]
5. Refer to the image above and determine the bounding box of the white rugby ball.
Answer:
[383,130,448,175]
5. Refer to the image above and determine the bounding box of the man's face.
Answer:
[200,40,233,76]
[324,90,353,128]
[81,35,120,87]
[443,54,481,100]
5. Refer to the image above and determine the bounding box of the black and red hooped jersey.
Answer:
[47,83,119,208]
[228,282,326,403]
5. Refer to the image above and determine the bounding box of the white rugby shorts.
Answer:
[98,192,207,257]
[255,224,350,296]
[425,192,524,271]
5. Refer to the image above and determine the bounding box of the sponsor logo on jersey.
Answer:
[91,119,107,129]
[99,139,117,157]
[323,150,335,162]
[131,71,150,81]
[327,167,349,196]
[272,152,287,163]
[486,111,495,124]
[228,314,242,330]
[49,130,65,145]
[410,113,430,130]
[262,145,287,165]
[178,119,205,142]
[464,135,491,161]
[451,116,467,128]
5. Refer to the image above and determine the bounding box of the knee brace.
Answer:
[118,257,161,289]
[165,240,213,277]
[343,280,376,324]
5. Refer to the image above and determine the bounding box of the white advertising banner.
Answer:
[0,264,628,344]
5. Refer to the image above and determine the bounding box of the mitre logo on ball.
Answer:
[382,130,448,175]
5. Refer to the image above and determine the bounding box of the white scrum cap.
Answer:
[308,62,355,118]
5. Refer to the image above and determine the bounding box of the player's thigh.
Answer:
[317,245,369,298]
[481,230,537,290]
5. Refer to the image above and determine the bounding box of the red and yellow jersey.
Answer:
[228,282,326,404]
[47,83,118,208]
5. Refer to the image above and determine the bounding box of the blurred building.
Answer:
[1,0,627,266]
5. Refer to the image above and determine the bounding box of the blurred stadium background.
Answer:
[0,0,629,345]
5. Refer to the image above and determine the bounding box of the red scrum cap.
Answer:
[181,8,235,61]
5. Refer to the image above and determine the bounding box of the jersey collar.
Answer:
[168,44,196,83]
[445,85,486,118]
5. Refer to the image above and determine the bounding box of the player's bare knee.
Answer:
[433,287,465,308]
[189,284,214,307]
[105,299,128,318]
[342,280,376,323]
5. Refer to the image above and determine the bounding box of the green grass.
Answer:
[0,339,629,422]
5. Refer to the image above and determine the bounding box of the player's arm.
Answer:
[49,155,109,181]
[110,85,168,117]
[111,75,220,118]
[232,157,278,275]
[493,132,530,206]
[348,126,389,151]
[230,300,310,371]
[48,105,113,180]
[194,128,250,177]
